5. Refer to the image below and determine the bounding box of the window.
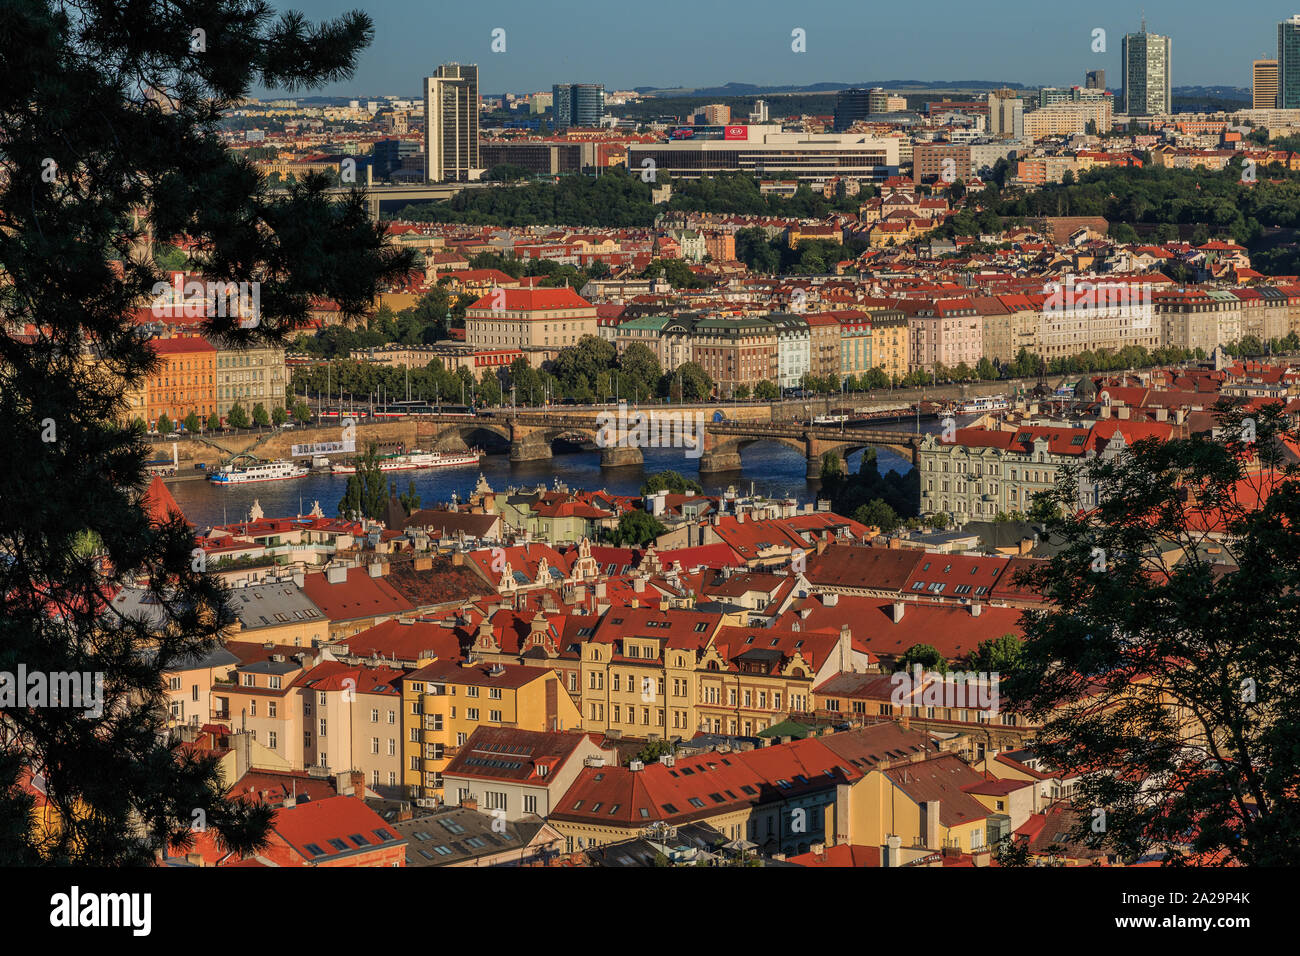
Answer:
[489,710,502,722]
[269,676,282,690]
[388,739,396,756]
[168,677,182,692]
[467,708,479,721]
[319,719,326,737]
[387,710,396,724]
[268,701,277,718]
[371,708,379,723]
[489,687,502,700]
[524,795,537,814]
[371,737,380,754]
[268,732,277,750]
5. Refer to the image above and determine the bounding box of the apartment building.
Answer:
[804,312,843,380]
[1037,278,1161,361]
[869,310,910,382]
[144,335,216,427]
[916,420,1175,519]
[974,294,1037,366]
[902,299,982,373]
[1155,289,1242,353]
[212,340,287,419]
[441,727,616,820]
[297,661,407,796]
[689,316,778,393]
[772,313,811,389]
[402,658,581,803]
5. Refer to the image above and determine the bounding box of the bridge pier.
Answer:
[699,450,742,474]
[600,445,643,468]
[510,438,552,463]
[808,454,847,479]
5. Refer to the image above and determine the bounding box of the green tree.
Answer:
[1005,401,1300,865]
[929,511,952,530]
[251,402,270,427]
[733,383,750,400]
[397,479,421,516]
[183,412,200,433]
[207,413,222,432]
[156,412,173,435]
[227,403,250,429]
[0,0,406,865]
[641,471,703,495]
[754,380,779,401]
[610,511,667,546]
[293,400,312,423]
[617,342,662,402]
[662,362,713,402]
[896,643,948,674]
[853,499,901,534]
[271,405,287,426]
[338,443,389,521]
[635,739,674,764]
[819,452,844,479]
[970,634,1023,673]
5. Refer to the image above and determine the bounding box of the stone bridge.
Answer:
[154,412,921,476]
[699,421,921,477]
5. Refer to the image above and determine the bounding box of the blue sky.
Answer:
[265,1,1289,98]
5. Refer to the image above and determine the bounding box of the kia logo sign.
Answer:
[724,126,748,141]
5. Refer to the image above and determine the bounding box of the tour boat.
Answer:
[207,459,309,484]
[330,448,483,475]
[957,395,1010,415]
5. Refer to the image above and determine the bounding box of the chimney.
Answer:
[922,800,940,850]
[368,561,383,578]
[186,852,204,867]
[892,601,906,622]
[629,759,645,771]
[460,796,478,811]
[351,769,365,797]
[1155,407,1168,422]
[882,834,902,868]
[414,555,433,571]
[823,592,838,606]
[634,576,645,593]
[970,603,982,617]
[325,565,347,585]
[1117,406,1130,420]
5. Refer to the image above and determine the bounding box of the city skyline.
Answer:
[263,0,1293,98]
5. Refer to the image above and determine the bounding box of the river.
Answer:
[168,442,917,528]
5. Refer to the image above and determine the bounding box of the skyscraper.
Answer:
[1121,20,1172,116]
[1255,57,1280,109]
[552,84,605,129]
[833,88,873,130]
[423,63,479,182]
[1279,17,1300,108]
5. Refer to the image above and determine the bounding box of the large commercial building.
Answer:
[1085,69,1106,90]
[1280,17,1300,109]
[1254,58,1280,110]
[553,83,605,129]
[1122,21,1172,116]
[463,287,597,351]
[833,89,873,130]
[424,63,480,181]
[628,126,900,185]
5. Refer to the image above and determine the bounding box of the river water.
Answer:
[169,442,917,528]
